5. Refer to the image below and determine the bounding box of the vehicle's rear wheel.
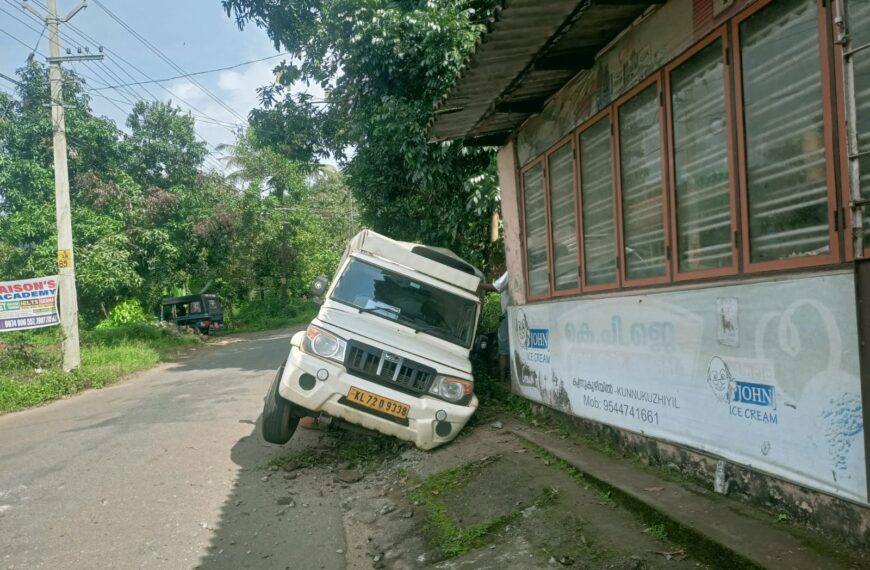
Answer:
[261,366,299,444]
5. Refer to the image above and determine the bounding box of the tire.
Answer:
[261,366,299,444]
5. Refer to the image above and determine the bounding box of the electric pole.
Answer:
[25,0,102,371]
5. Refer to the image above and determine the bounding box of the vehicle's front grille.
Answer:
[345,340,435,395]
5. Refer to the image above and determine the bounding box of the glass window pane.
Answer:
[580,117,618,285]
[548,143,578,290]
[740,0,830,262]
[619,84,666,280]
[671,39,732,273]
[850,0,870,247]
[523,164,549,295]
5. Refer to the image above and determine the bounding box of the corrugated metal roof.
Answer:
[429,0,657,145]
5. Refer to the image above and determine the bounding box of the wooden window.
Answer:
[667,30,738,279]
[522,161,550,298]
[547,140,581,293]
[849,0,870,249]
[616,78,670,284]
[579,113,619,289]
[735,0,838,269]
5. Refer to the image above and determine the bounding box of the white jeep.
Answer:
[260,230,482,450]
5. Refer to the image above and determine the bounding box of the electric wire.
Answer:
[12,0,241,135]
[5,1,234,172]
[90,52,289,91]
[91,0,249,125]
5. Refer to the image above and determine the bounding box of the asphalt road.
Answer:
[0,328,346,570]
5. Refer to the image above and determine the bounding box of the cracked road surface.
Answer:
[0,327,345,570]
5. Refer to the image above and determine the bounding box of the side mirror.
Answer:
[473,335,489,354]
[310,275,329,298]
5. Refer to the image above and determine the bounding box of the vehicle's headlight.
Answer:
[302,324,347,363]
[430,375,473,403]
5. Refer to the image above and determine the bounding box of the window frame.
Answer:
[613,73,673,288]
[576,107,622,292]
[519,155,552,301]
[732,0,841,273]
[831,0,858,262]
[664,26,740,282]
[544,134,584,297]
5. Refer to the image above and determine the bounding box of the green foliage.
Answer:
[1,64,354,327]
[223,0,504,274]
[96,299,153,329]
[478,292,501,334]
[225,297,319,333]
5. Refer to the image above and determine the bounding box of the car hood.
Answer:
[315,305,472,376]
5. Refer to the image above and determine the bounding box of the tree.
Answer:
[125,100,207,189]
[222,0,504,273]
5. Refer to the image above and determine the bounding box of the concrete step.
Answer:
[508,421,860,570]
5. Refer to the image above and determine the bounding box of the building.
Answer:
[430,0,869,539]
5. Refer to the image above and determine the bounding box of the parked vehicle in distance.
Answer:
[261,229,483,450]
[160,293,224,334]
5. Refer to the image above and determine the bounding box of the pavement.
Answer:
[0,327,866,570]
[0,327,346,570]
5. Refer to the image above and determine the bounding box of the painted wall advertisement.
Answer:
[0,276,60,332]
[509,272,868,504]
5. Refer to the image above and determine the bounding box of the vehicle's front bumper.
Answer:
[277,346,478,450]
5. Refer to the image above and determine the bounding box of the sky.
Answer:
[0,0,325,172]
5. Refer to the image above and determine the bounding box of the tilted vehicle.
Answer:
[261,230,483,450]
[159,293,224,334]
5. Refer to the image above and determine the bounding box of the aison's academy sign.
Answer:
[0,276,60,332]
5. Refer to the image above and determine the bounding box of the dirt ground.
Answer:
[258,418,709,570]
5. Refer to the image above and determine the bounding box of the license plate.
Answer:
[347,386,410,419]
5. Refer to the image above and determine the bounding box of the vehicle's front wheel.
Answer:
[261,366,299,444]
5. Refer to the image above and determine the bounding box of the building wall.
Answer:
[508,271,867,504]
[496,0,869,514]
[515,0,753,166]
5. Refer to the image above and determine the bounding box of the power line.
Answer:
[92,0,249,126]
[10,1,233,173]
[17,0,242,134]
[90,52,288,91]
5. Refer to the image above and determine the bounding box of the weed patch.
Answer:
[225,298,318,333]
[0,323,201,413]
[410,456,558,559]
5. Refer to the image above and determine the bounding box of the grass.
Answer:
[224,297,319,333]
[409,456,559,559]
[0,323,202,413]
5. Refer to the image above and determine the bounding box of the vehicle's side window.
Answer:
[618,83,667,281]
[190,301,202,313]
[579,116,618,287]
[547,142,579,292]
[670,37,734,274]
[523,162,550,296]
[739,0,830,262]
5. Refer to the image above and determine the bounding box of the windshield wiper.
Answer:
[407,321,446,336]
[357,306,398,318]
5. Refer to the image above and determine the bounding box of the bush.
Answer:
[478,292,501,335]
[226,296,319,332]
[95,299,153,329]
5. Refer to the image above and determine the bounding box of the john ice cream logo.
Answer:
[707,356,778,425]
[732,381,775,409]
[527,329,549,350]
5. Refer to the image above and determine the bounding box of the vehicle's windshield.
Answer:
[331,258,478,347]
